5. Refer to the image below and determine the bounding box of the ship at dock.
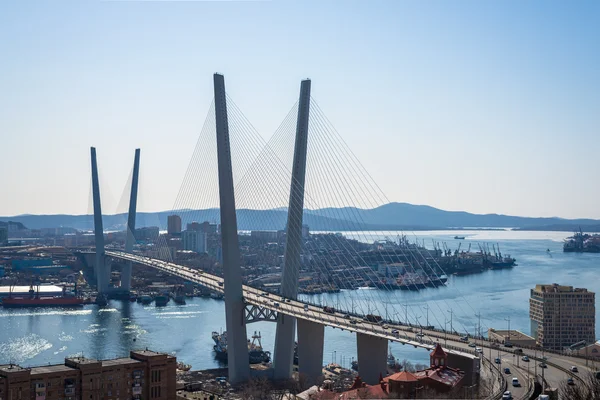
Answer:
[563,229,600,253]
[212,331,271,364]
[1,284,85,307]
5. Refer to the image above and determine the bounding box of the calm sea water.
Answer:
[1,230,598,370]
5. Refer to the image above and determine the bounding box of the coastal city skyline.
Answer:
[1,1,599,219]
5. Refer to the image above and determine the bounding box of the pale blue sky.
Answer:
[0,0,598,218]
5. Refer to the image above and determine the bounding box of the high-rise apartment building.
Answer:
[167,215,181,235]
[0,227,7,246]
[0,350,176,400]
[530,283,595,350]
[182,230,207,254]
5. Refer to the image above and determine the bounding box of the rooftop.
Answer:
[384,370,419,382]
[490,329,535,341]
[65,357,99,365]
[102,358,141,367]
[534,283,593,294]
[0,364,28,373]
[31,364,76,375]
[415,366,464,387]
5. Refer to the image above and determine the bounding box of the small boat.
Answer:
[454,236,466,240]
[95,294,108,306]
[139,295,153,305]
[155,294,169,307]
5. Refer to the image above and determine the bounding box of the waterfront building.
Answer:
[530,283,596,350]
[182,230,207,254]
[167,215,181,235]
[0,350,176,400]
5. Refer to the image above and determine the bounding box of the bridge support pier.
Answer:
[91,147,108,294]
[273,79,312,380]
[297,318,324,385]
[356,333,387,385]
[122,149,140,292]
[214,73,250,384]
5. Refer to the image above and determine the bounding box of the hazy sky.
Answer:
[1,1,598,219]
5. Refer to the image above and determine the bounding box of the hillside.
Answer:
[1,202,598,232]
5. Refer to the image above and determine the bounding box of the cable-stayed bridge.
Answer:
[80,74,591,394]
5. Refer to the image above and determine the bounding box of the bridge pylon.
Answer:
[122,148,140,292]
[273,79,312,380]
[213,73,250,384]
[90,147,109,294]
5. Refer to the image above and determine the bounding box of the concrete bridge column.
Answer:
[273,79,311,380]
[297,318,324,385]
[213,73,250,384]
[356,333,387,385]
[121,148,140,292]
[90,147,108,294]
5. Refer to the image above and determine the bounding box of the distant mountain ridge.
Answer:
[1,202,598,232]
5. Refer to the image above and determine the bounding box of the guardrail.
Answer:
[481,356,506,400]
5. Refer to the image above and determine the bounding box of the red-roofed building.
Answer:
[414,343,465,393]
[383,371,419,397]
[310,376,389,399]
[311,344,464,399]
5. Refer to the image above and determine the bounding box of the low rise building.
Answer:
[488,329,537,347]
[0,350,176,400]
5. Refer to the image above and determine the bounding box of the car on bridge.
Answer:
[495,357,501,364]
[504,367,511,374]
[460,336,468,342]
[567,378,575,385]
[391,329,399,337]
[502,391,512,400]
[570,366,578,373]
[511,377,520,387]
[539,363,547,368]
[468,342,476,347]
[522,356,529,362]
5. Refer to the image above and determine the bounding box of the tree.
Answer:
[559,372,600,400]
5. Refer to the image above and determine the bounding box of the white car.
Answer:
[511,377,520,387]
[476,347,482,353]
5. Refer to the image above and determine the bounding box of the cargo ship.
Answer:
[2,285,84,308]
[212,330,271,364]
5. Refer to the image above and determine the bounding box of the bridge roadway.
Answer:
[107,250,450,351]
[106,250,595,394]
